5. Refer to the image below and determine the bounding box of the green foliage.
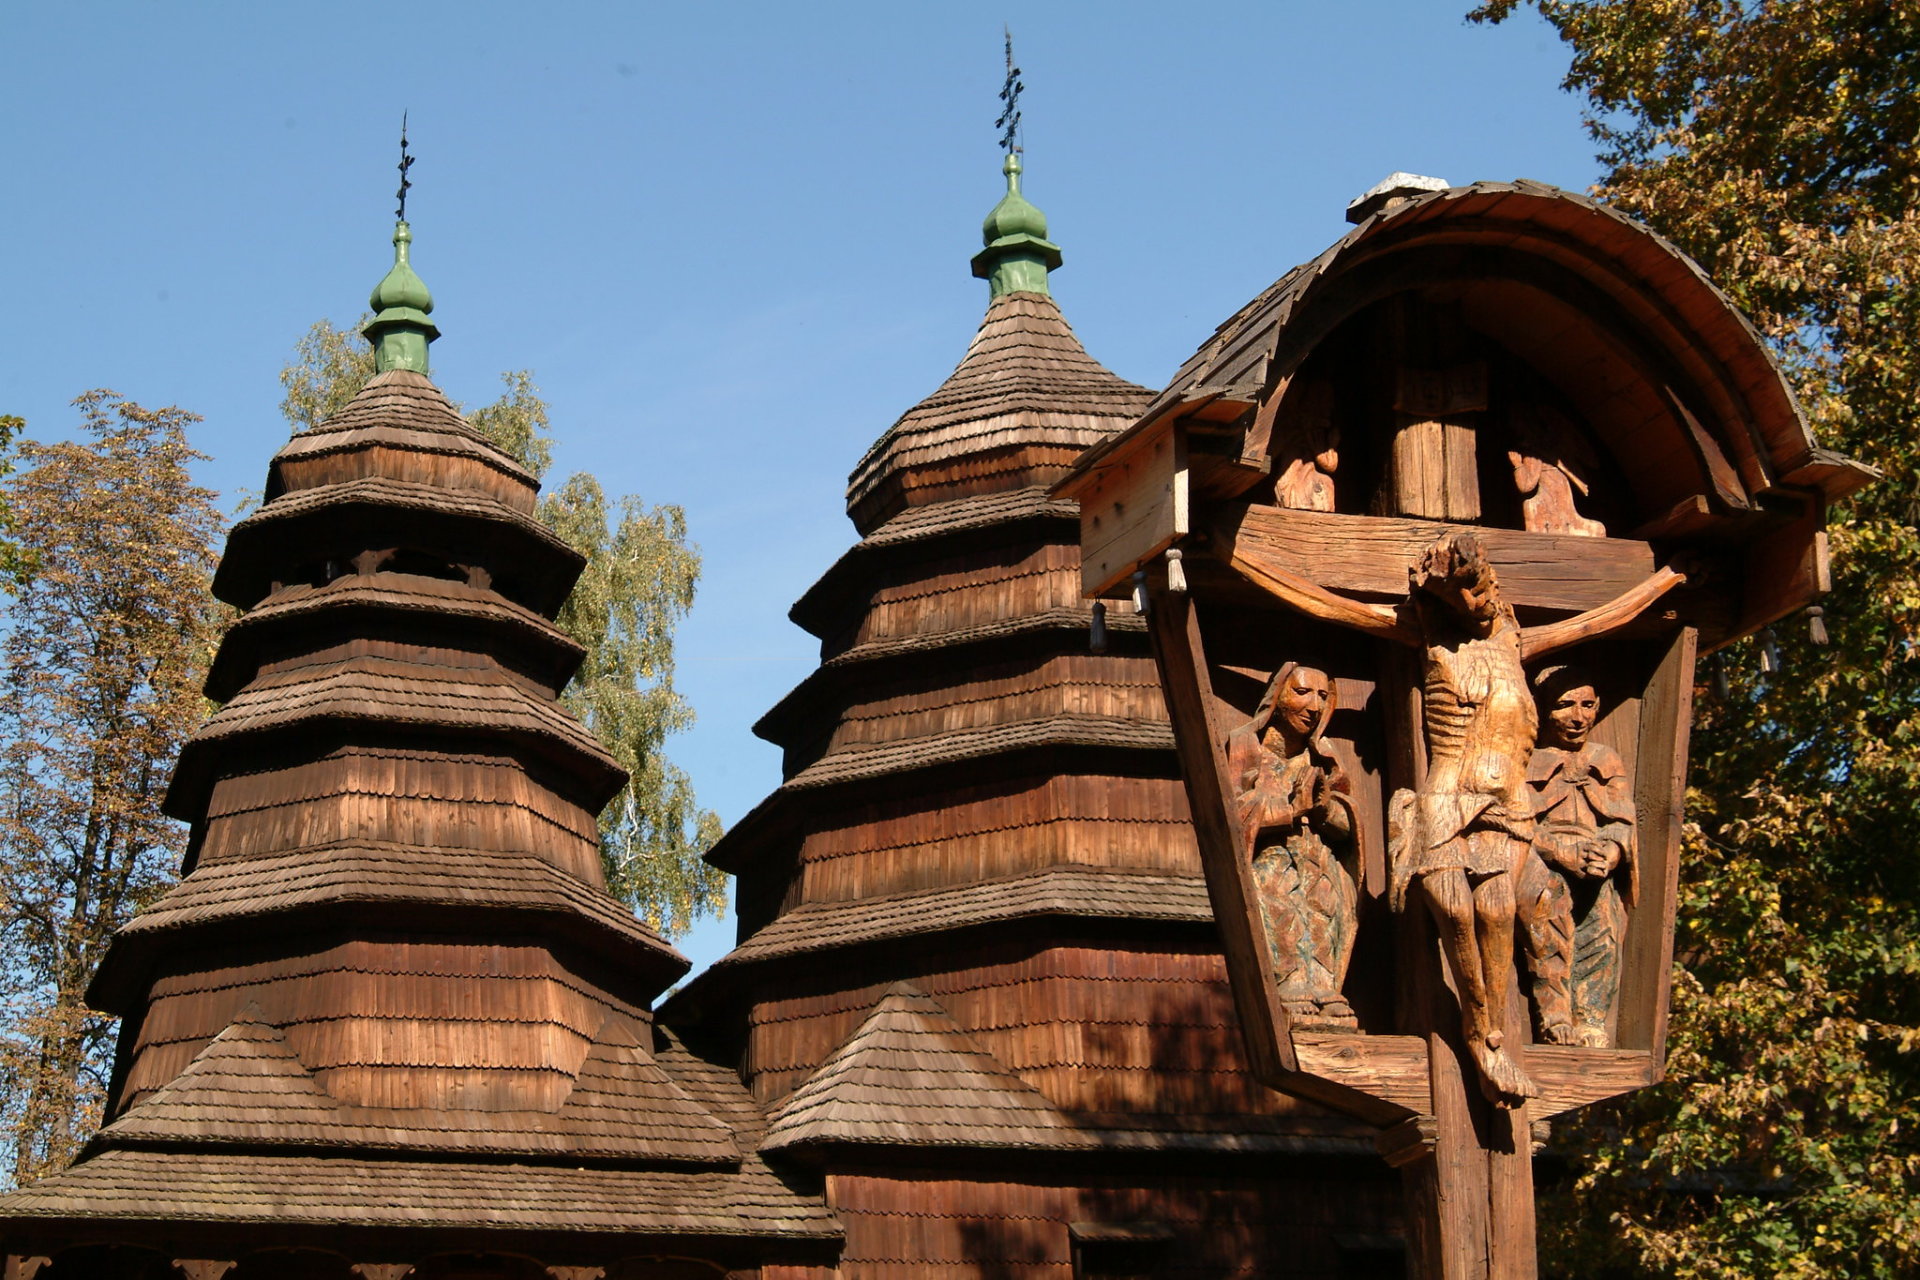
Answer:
[1472,2,1920,1274]
[278,317,375,432]
[277,321,724,936]
[540,475,727,933]
[0,417,33,586]
[0,394,223,1184]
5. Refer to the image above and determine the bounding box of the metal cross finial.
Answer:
[995,27,1023,155]
[395,112,416,222]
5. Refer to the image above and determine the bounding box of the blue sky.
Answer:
[0,2,1598,975]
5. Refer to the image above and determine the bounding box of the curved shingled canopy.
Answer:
[1083,179,1872,516]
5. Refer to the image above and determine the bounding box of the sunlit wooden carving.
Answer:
[1222,530,1684,1104]
[1508,406,1606,537]
[1273,382,1340,512]
[1517,667,1637,1048]
[1227,663,1360,1029]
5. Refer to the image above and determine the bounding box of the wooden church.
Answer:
[0,149,1854,1279]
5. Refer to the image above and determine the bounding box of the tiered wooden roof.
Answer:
[0,235,837,1275]
[665,163,1401,1276]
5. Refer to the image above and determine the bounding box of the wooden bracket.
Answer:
[1376,1114,1439,1168]
[173,1263,237,1280]
[351,1266,414,1280]
[546,1268,607,1280]
[4,1257,50,1280]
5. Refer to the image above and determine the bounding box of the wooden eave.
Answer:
[846,291,1152,535]
[774,713,1174,794]
[267,369,539,507]
[205,573,587,702]
[717,866,1212,970]
[702,788,795,876]
[89,882,688,1015]
[0,1149,842,1253]
[90,1009,738,1166]
[787,487,1082,638]
[165,657,626,821]
[754,605,1148,748]
[705,707,1173,881]
[1058,179,1873,513]
[213,476,586,615]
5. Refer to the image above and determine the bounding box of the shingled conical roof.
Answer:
[845,291,1150,533]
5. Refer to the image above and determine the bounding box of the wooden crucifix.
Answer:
[1058,183,1868,1278]
[1064,325,1851,1280]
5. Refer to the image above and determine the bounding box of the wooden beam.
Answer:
[1523,1046,1657,1119]
[1294,1032,1431,1114]
[1739,496,1830,637]
[1217,503,1659,614]
[1076,427,1189,598]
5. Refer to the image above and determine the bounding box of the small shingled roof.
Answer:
[763,982,1087,1151]
[98,1007,737,1164]
[718,867,1212,968]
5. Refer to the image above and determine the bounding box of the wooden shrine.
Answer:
[1056,176,1872,1277]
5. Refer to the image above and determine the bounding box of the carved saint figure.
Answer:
[1222,530,1684,1105]
[1508,407,1607,537]
[1227,664,1360,1029]
[1515,668,1637,1047]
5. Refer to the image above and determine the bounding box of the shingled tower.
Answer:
[664,155,1403,1276]
[0,221,836,1278]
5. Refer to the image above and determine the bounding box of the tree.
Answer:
[0,393,224,1184]
[279,320,726,936]
[1471,4,1920,1275]
[0,417,34,587]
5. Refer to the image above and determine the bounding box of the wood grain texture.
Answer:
[1219,503,1657,613]
[1620,628,1698,1070]
[1076,427,1188,598]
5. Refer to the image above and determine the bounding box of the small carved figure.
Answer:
[1516,668,1637,1047]
[1222,529,1685,1105]
[1275,400,1340,512]
[1227,664,1361,1029]
[1508,406,1606,537]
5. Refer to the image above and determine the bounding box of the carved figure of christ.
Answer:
[1221,530,1685,1106]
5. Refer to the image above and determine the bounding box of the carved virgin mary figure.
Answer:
[1516,667,1638,1047]
[1226,664,1361,1030]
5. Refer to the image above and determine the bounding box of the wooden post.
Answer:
[1377,644,1538,1280]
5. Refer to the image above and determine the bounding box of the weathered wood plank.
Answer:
[1522,1047,1657,1119]
[1620,627,1698,1072]
[1077,429,1189,598]
[1145,586,1295,1076]
[1217,503,1658,613]
[1739,501,1831,636]
[1293,1032,1431,1114]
